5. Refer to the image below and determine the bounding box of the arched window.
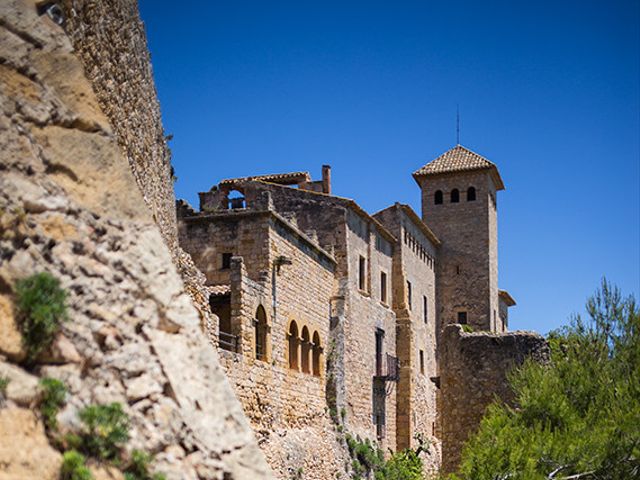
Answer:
[301,326,311,373]
[227,189,246,209]
[288,321,299,370]
[451,189,460,203]
[312,331,322,377]
[467,186,476,202]
[255,305,268,361]
[434,190,443,205]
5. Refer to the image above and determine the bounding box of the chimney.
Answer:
[322,165,331,194]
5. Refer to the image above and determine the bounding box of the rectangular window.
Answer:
[221,252,232,270]
[420,350,425,374]
[457,311,467,324]
[375,329,385,376]
[423,296,428,323]
[380,272,387,304]
[359,255,366,291]
[407,281,412,310]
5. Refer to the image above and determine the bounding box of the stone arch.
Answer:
[467,186,476,201]
[254,304,268,361]
[288,320,299,370]
[301,326,311,374]
[312,331,322,377]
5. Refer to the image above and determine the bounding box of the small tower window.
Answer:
[359,255,366,291]
[420,350,425,374]
[301,326,311,373]
[221,253,233,270]
[457,311,467,324]
[434,190,443,205]
[407,281,412,310]
[423,296,428,323]
[451,189,460,203]
[467,186,476,201]
[380,271,387,304]
[255,305,268,361]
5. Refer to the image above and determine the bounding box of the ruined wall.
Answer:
[419,170,499,331]
[0,3,272,479]
[440,325,549,473]
[374,205,441,471]
[60,0,177,252]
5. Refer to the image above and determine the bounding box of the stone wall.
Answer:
[0,2,272,478]
[440,325,549,473]
[60,0,178,253]
[374,204,441,472]
[179,205,351,479]
[418,170,499,331]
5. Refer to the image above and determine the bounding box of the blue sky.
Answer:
[139,0,639,334]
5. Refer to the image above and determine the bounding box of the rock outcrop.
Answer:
[0,1,273,478]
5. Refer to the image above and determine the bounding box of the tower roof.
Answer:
[413,145,505,190]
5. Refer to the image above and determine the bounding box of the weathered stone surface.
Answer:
[0,1,273,478]
[0,294,26,362]
[0,408,62,480]
[440,325,550,473]
[0,361,40,407]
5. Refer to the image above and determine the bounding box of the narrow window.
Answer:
[312,331,322,376]
[359,255,366,291]
[456,265,461,275]
[375,329,385,376]
[451,189,460,203]
[288,321,299,370]
[423,296,428,323]
[467,186,476,201]
[210,294,235,352]
[255,305,268,361]
[380,272,387,304]
[221,252,232,270]
[301,326,311,373]
[420,350,425,374]
[434,190,443,205]
[457,311,467,325]
[407,281,412,310]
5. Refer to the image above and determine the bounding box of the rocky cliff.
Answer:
[0,1,272,479]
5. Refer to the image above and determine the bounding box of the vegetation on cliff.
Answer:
[449,279,639,480]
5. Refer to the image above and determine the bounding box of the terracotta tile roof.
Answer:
[413,145,505,190]
[499,289,516,306]
[208,284,231,296]
[220,171,311,186]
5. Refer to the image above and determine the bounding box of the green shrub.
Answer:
[454,280,640,480]
[15,272,68,362]
[460,324,474,333]
[123,449,166,480]
[378,449,423,480]
[40,377,67,430]
[78,403,129,461]
[60,450,93,480]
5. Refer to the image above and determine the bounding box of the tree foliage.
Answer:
[451,279,639,480]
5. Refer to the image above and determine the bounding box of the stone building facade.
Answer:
[177,145,547,477]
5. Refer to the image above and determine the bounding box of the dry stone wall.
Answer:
[0,2,272,479]
[440,324,549,473]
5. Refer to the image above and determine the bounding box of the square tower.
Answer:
[413,145,505,331]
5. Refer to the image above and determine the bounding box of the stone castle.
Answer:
[176,146,544,476]
[0,1,547,479]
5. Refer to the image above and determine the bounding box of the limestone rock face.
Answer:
[0,1,272,479]
[0,407,62,480]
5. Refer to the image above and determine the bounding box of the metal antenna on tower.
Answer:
[456,104,460,145]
